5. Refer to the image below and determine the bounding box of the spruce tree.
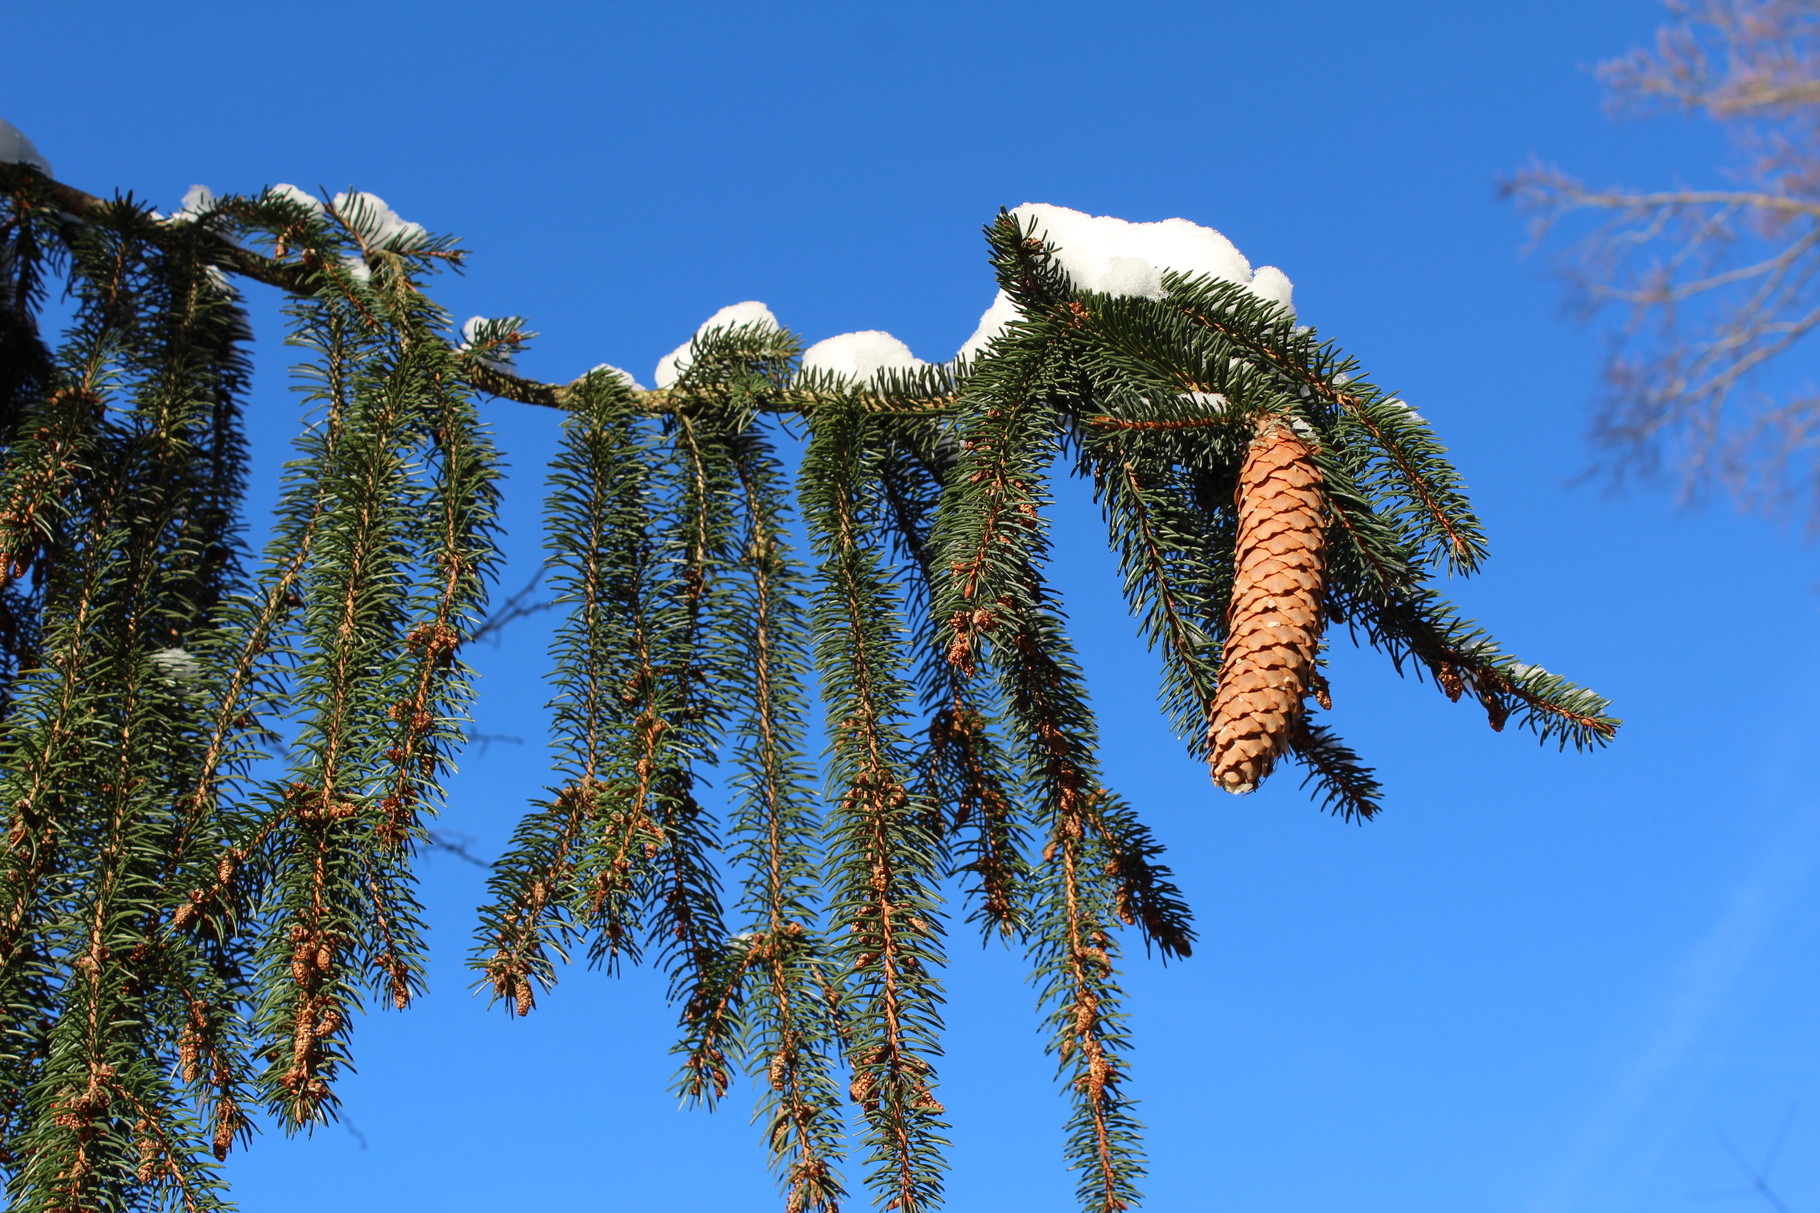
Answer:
[0,138,1617,1213]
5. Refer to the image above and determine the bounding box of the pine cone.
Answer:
[1207,419,1327,793]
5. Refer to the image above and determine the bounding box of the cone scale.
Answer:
[1207,419,1327,793]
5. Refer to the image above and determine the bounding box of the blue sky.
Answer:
[9,2,1820,1210]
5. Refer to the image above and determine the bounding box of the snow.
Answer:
[460,316,516,372]
[956,204,1295,363]
[958,289,1020,362]
[654,301,780,389]
[634,205,1299,386]
[0,118,51,176]
[1248,266,1294,312]
[331,191,426,251]
[588,363,647,392]
[266,183,324,217]
[150,647,199,681]
[168,184,216,225]
[1181,391,1232,412]
[340,254,371,284]
[654,351,685,390]
[1382,398,1424,421]
[1007,203,1293,312]
[799,330,926,384]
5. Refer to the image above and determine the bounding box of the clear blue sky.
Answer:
[9,2,1819,1210]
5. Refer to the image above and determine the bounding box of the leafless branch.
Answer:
[1509,0,1820,528]
[425,829,490,868]
[460,730,526,757]
[1699,1104,1801,1212]
[466,561,557,649]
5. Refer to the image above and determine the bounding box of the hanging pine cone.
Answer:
[1207,418,1327,793]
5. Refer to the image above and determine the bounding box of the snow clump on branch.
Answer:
[332,191,427,252]
[800,330,927,384]
[265,183,325,218]
[168,185,218,225]
[959,203,1296,360]
[150,647,200,682]
[459,316,517,372]
[0,118,51,176]
[654,301,780,389]
[958,290,1022,363]
[587,363,647,392]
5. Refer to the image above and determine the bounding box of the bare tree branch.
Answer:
[425,830,490,868]
[466,560,557,649]
[1508,0,1820,527]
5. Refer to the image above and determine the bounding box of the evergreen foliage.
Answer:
[0,160,1617,1213]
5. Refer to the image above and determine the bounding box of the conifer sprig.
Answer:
[722,424,849,1212]
[865,404,1029,944]
[928,313,1189,1210]
[475,374,652,1012]
[801,394,950,1213]
[0,196,254,1212]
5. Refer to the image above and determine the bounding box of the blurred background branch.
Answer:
[1507,0,1820,528]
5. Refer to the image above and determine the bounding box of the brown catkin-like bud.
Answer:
[213,1099,237,1161]
[1207,420,1327,794]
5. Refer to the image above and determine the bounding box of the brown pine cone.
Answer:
[1207,419,1327,793]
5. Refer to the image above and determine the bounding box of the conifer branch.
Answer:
[723,430,848,1210]
[802,396,949,1213]
[931,323,1176,1208]
[475,378,651,1011]
[0,172,1622,1213]
[870,415,1028,942]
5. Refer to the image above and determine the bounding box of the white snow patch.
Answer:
[331,191,426,251]
[340,254,371,284]
[459,316,516,371]
[1382,398,1423,421]
[150,647,199,681]
[168,184,216,225]
[1508,662,1547,680]
[266,183,324,217]
[654,301,780,389]
[587,363,647,392]
[654,352,685,390]
[958,289,1020,362]
[955,204,1295,363]
[1008,203,1292,312]
[0,118,51,175]
[1181,391,1231,412]
[800,330,926,384]
[1248,265,1294,312]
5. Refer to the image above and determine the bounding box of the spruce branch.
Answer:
[0,169,1621,1213]
[802,394,950,1213]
